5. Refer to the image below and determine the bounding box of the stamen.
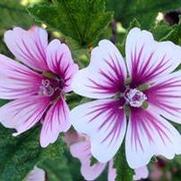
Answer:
[38,74,64,99]
[124,88,147,108]
[39,79,55,97]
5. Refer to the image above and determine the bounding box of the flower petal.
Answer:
[72,40,127,99]
[0,96,50,135]
[126,27,181,87]
[70,99,127,162]
[25,166,45,181]
[40,98,71,147]
[64,130,85,146]
[108,160,116,181]
[70,139,106,180]
[126,107,181,169]
[133,166,149,180]
[4,26,48,71]
[46,39,78,92]
[0,54,42,99]
[146,71,181,124]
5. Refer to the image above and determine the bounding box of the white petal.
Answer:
[70,99,127,162]
[146,71,181,124]
[72,40,127,99]
[126,27,181,86]
[126,107,181,169]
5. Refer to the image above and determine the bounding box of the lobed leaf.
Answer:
[28,0,113,47]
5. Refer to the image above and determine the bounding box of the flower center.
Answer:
[124,88,147,108]
[38,73,64,99]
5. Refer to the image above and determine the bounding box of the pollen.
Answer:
[124,88,147,108]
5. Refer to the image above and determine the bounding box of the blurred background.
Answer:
[0,0,181,180]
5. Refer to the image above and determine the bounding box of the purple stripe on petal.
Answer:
[130,45,171,87]
[130,108,171,152]
[40,98,70,147]
[126,28,181,90]
[126,103,181,169]
[146,73,181,124]
[85,99,125,146]
[70,99,127,162]
[86,55,125,95]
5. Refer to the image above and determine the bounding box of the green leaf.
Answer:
[0,99,9,107]
[0,0,33,55]
[151,21,181,44]
[39,158,73,181]
[114,143,133,181]
[107,0,181,28]
[28,0,113,47]
[0,0,33,29]
[90,156,98,166]
[0,125,64,181]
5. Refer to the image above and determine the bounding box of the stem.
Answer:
[111,19,117,44]
[115,143,134,181]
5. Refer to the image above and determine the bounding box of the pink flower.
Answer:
[65,131,148,181]
[25,166,45,181]
[0,26,78,147]
[70,27,181,169]
[133,166,149,180]
[64,131,107,180]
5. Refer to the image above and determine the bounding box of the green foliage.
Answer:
[0,0,33,55]
[117,18,141,55]
[114,144,133,181]
[0,100,9,107]
[0,0,33,30]
[90,156,98,166]
[28,0,113,47]
[107,0,181,28]
[0,125,64,181]
[39,158,73,181]
[151,22,181,44]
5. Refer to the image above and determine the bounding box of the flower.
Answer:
[0,26,78,147]
[133,166,149,180]
[25,166,45,181]
[70,27,181,169]
[64,131,148,181]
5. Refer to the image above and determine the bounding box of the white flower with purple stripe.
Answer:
[70,27,181,169]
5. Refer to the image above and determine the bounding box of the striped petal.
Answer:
[0,96,50,136]
[72,40,127,99]
[0,54,42,99]
[146,71,181,124]
[4,26,48,71]
[40,98,71,147]
[126,107,181,169]
[46,39,78,93]
[126,28,181,87]
[70,99,127,162]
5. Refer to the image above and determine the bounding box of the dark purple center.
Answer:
[39,72,64,100]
